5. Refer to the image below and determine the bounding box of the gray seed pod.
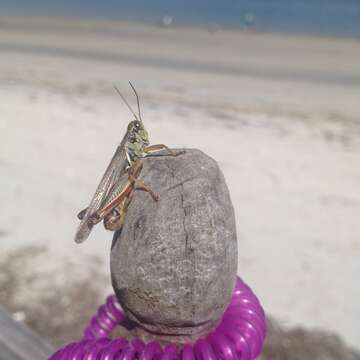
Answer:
[110,149,238,343]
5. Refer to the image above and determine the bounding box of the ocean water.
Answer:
[1,0,360,37]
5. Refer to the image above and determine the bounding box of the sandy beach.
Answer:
[0,15,360,349]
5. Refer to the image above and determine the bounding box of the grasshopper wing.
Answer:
[75,144,129,243]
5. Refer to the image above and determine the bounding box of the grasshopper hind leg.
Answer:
[104,201,129,231]
[103,179,158,232]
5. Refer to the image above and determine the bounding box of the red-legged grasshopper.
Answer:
[75,83,181,243]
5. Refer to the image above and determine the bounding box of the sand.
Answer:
[0,15,360,349]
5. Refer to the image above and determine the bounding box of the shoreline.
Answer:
[1,13,360,41]
[1,11,360,40]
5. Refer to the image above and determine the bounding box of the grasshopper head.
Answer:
[114,83,150,162]
[126,119,149,160]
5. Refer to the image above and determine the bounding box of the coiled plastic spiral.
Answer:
[49,276,266,359]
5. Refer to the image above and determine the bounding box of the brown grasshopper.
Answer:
[75,83,181,243]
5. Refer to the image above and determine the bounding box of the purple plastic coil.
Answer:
[49,277,266,360]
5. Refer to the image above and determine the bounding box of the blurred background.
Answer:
[0,1,359,359]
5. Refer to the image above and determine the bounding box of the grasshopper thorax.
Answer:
[126,120,149,162]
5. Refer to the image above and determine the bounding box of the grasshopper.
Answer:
[75,82,181,244]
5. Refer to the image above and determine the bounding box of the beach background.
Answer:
[0,1,360,357]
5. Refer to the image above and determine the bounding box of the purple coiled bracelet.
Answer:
[49,276,266,360]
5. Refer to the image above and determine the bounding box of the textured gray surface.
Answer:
[110,149,238,342]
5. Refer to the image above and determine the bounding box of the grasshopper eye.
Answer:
[134,121,141,131]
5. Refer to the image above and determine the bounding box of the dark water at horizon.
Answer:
[1,0,360,38]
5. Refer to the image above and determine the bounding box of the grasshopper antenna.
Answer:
[129,81,142,122]
[113,85,139,121]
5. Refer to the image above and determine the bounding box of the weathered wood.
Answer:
[0,305,54,360]
[111,149,238,343]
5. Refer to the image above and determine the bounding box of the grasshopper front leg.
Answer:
[144,144,185,157]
